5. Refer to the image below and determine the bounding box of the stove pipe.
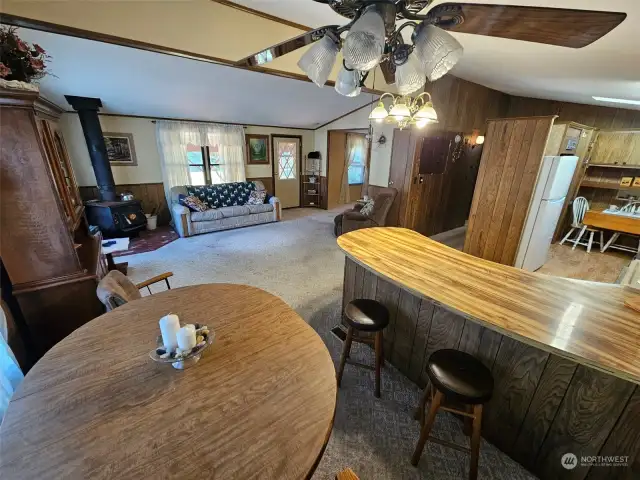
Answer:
[64,95,116,202]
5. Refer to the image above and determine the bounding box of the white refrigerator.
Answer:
[514,155,579,271]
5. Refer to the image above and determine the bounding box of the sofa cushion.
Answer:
[186,182,256,208]
[246,204,273,215]
[247,190,267,205]
[190,208,225,222]
[180,194,208,212]
[219,205,251,217]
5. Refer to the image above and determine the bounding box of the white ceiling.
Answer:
[233,0,640,109]
[16,28,374,129]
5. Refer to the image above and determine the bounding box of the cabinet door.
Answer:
[39,120,83,228]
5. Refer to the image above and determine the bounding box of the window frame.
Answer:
[187,145,223,185]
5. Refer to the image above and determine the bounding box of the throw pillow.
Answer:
[179,194,209,212]
[264,192,272,204]
[246,190,267,205]
[360,199,375,217]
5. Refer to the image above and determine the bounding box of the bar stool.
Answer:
[411,349,494,480]
[336,299,389,398]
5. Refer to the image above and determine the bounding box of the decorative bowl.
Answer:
[149,324,215,370]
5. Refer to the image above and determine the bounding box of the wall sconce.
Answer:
[476,135,485,145]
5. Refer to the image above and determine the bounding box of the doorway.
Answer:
[271,135,302,208]
[326,130,370,210]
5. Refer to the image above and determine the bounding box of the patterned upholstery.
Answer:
[186,182,256,209]
[96,270,142,311]
[169,181,281,238]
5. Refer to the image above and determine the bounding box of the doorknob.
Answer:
[389,181,394,185]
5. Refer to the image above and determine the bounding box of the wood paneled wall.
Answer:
[430,76,510,132]
[79,183,170,226]
[464,116,556,265]
[405,132,484,236]
[508,96,640,130]
[343,258,640,480]
[247,176,274,194]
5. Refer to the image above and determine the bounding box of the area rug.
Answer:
[124,209,536,479]
[112,226,179,258]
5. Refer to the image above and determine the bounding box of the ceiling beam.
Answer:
[0,13,386,95]
[211,0,313,32]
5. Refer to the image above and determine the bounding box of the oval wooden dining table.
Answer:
[0,284,337,479]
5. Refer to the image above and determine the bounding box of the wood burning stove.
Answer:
[66,95,146,238]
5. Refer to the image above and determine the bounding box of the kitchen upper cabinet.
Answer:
[590,130,640,166]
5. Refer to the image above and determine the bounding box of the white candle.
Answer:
[159,314,180,352]
[177,324,197,351]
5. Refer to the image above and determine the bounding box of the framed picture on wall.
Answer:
[103,132,138,166]
[245,134,270,165]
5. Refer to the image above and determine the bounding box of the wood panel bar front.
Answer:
[338,228,640,480]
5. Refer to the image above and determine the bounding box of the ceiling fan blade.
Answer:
[236,26,339,67]
[429,3,626,48]
[380,61,396,85]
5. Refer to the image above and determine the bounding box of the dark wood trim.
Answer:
[211,0,312,32]
[0,14,385,95]
[96,112,314,131]
[315,100,378,130]
[271,134,303,207]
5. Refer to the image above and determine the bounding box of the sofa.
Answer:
[334,185,397,236]
[170,180,281,237]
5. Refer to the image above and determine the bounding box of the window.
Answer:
[347,134,367,185]
[186,144,225,185]
[278,142,297,180]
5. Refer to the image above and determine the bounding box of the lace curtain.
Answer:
[339,133,367,204]
[156,121,246,204]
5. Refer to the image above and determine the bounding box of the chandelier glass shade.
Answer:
[369,92,439,130]
[297,34,339,87]
[342,7,386,71]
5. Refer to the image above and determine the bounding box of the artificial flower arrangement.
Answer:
[0,26,50,83]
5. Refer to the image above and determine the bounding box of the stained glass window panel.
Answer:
[278,142,297,180]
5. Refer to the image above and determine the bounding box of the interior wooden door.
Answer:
[386,129,418,227]
[272,136,301,208]
[327,131,347,210]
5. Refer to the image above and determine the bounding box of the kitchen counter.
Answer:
[338,227,640,384]
[337,227,640,479]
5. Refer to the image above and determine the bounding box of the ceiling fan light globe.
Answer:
[342,8,386,71]
[414,24,463,82]
[416,119,429,129]
[396,52,427,96]
[335,66,362,97]
[368,101,389,120]
[297,35,339,87]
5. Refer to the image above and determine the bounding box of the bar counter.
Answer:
[338,227,640,480]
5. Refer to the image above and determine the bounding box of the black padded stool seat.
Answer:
[337,299,389,397]
[427,349,494,404]
[344,299,389,332]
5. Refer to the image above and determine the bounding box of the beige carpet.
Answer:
[126,207,348,321]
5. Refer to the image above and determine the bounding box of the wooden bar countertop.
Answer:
[338,227,640,385]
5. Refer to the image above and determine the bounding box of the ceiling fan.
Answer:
[236,1,626,97]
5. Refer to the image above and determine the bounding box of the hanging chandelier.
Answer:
[295,3,463,97]
[369,92,438,129]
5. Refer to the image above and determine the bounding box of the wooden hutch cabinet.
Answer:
[0,87,107,358]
